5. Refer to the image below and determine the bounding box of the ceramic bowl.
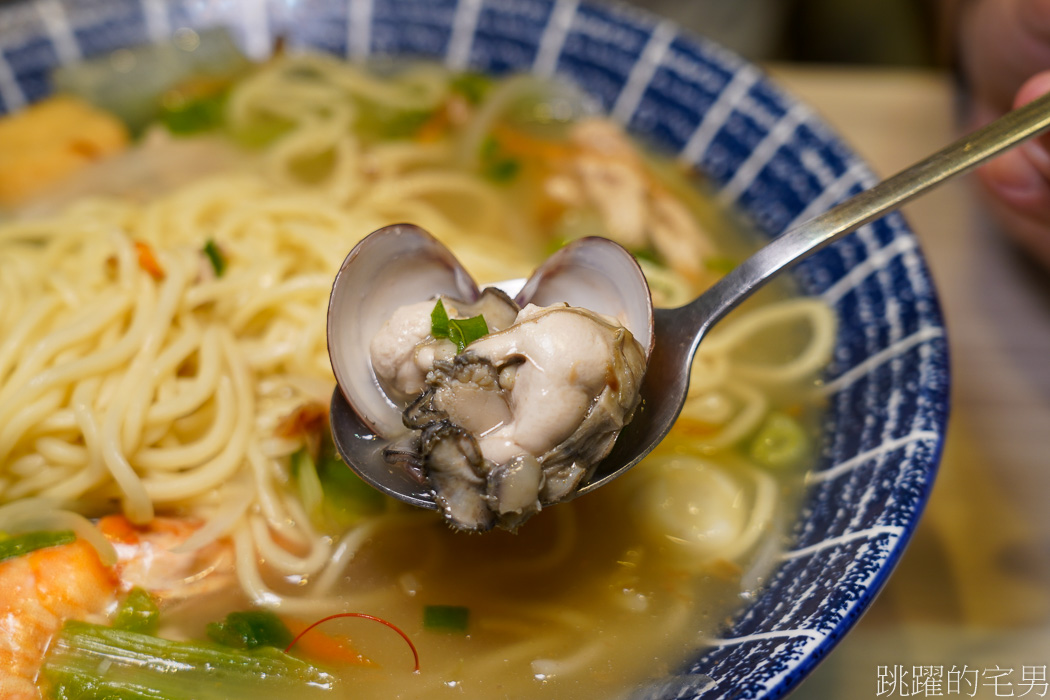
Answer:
[0,1,948,697]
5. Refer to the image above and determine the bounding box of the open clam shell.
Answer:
[328,226,654,440]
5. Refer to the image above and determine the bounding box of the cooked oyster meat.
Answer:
[369,288,519,400]
[370,296,647,531]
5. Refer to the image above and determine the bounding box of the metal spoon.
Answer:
[330,90,1050,509]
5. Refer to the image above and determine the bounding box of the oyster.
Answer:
[379,300,647,530]
[327,224,653,531]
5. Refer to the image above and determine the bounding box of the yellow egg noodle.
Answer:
[0,53,836,694]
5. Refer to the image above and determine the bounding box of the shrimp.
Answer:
[0,515,234,700]
[97,515,234,601]
[0,538,116,700]
[544,118,715,286]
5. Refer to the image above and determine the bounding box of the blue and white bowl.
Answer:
[0,1,949,697]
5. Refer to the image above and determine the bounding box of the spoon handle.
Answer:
[674,89,1050,354]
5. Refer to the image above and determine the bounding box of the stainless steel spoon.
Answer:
[330,90,1050,510]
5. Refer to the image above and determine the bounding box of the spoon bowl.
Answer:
[330,89,1050,509]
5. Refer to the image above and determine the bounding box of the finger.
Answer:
[1016,70,1050,171]
[975,70,1050,266]
[978,71,1050,206]
[1014,68,1050,111]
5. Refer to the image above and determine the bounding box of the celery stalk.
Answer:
[290,448,325,526]
[43,621,337,700]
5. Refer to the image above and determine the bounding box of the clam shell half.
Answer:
[327,223,482,438]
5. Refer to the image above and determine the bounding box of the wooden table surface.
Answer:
[766,65,1050,697]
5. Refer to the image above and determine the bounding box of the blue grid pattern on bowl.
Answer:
[0,0,949,698]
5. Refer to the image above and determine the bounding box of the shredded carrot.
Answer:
[414,105,452,144]
[96,515,140,545]
[285,612,419,673]
[491,123,575,163]
[275,402,327,439]
[282,617,376,668]
[708,558,743,581]
[134,241,165,281]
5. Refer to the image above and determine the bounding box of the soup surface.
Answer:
[0,43,834,700]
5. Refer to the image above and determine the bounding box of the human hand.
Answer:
[958,0,1050,267]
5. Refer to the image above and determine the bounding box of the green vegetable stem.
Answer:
[43,620,336,700]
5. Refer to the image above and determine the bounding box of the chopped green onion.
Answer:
[202,239,226,277]
[43,620,336,700]
[0,530,76,563]
[448,315,490,351]
[749,411,810,470]
[430,299,489,353]
[448,72,492,105]
[431,298,451,338]
[484,158,521,183]
[207,610,294,651]
[479,136,521,184]
[159,90,228,136]
[113,588,160,634]
[422,605,469,633]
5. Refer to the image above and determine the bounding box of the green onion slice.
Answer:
[202,239,227,277]
[423,605,469,633]
[430,299,489,353]
[749,411,810,470]
[0,530,76,563]
[207,610,294,650]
